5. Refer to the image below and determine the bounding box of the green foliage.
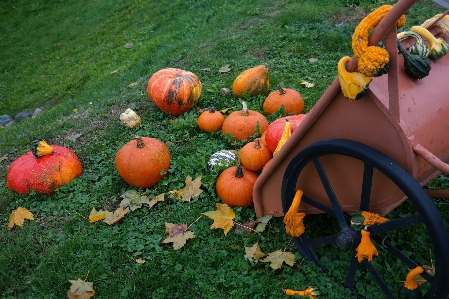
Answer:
[0,0,447,298]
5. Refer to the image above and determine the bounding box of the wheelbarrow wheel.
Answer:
[281,139,449,299]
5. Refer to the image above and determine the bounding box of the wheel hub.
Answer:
[336,228,360,249]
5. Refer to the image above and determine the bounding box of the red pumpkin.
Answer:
[116,136,170,188]
[197,106,224,133]
[222,102,269,142]
[215,160,259,207]
[265,114,307,152]
[263,85,304,116]
[240,138,272,171]
[7,139,82,194]
[147,68,202,116]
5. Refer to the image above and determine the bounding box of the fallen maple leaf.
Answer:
[260,249,296,270]
[218,64,232,73]
[300,80,314,88]
[161,223,195,250]
[67,278,95,299]
[202,203,235,235]
[103,206,129,225]
[149,193,165,208]
[255,215,272,233]
[88,207,106,223]
[178,176,203,202]
[135,258,146,264]
[245,242,266,261]
[8,207,34,230]
[120,190,150,211]
[308,57,318,63]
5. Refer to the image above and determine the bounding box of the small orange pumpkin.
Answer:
[232,65,270,98]
[197,106,225,133]
[215,160,259,207]
[115,136,170,188]
[222,102,269,142]
[263,85,304,116]
[147,68,202,116]
[240,138,272,171]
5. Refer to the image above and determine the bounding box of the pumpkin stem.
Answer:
[254,138,261,149]
[277,85,286,95]
[31,139,54,158]
[235,159,244,178]
[241,101,249,116]
[208,106,217,113]
[134,136,146,148]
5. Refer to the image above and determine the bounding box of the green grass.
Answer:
[1,0,448,298]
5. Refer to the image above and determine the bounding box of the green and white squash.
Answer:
[208,150,236,171]
[397,30,429,58]
[397,39,431,80]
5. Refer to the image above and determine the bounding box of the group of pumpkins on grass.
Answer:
[6,64,306,211]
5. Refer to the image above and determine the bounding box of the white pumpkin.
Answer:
[208,150,236,171]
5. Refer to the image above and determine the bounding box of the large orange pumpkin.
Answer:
[222,102,269,142]
[147,68,202,116]
[265,114,307,152]
[240,138,272,172]
[263,85,304,116]
[215,161,259,207]
[7,139,82,194]
[232,65,270,98]
[115,136,170,188]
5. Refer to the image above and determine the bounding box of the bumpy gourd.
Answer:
[120,108,141,128]
[352,5,406,76]
[411,26,449,60]
[397,39,431,79]
[337,56,372,101]
[397,30,430,58]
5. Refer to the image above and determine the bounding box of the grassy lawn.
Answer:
[1,0,448,298]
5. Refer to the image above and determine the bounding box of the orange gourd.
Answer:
[7,139,82,194]
[222,102,269,142]
[232,65,270,98]
[147,68,202,116]
[263,85,304,116]
[115,136,170,188]
[240,138,272,171]
[215,160,259,207]
[197,106,224,133]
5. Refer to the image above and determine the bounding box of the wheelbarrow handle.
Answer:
[413,144,449,175]
[345,0,418,72]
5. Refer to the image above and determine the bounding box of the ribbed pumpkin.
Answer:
[215,160,259,207]
[265,114,307,152]
[7,139,82,194]
[115,136,170,188]
[232,65,270,98]
[147,68,202,116]
[263,85,304,116]
[240,138,272,171]
[222,102,269,142]
[197,106,225,133]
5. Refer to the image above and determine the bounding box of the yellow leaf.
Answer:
[245,242,266,261]
[161,223,195,250]
[202,203,235,235]
[178,175,203,202]
[135,258,146,264]
[103,206,129,225]
[88,207,106,223]
[8,207,34,230]
[300,80,314,88]
[120,190,150,211]
[260,249,296,270]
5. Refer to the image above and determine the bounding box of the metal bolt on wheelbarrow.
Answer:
[253,0,449,298]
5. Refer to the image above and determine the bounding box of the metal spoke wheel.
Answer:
[281,139,449,299]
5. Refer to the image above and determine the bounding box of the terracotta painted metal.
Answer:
[253,0,449,218]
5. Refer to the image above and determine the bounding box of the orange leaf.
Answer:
[161,223,195,250]
[202,203,235,235]
[8,207,34,230]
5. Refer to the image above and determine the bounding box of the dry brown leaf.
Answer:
[88,207,106,223]
[245,242,266,261]
[218,64,232,73]
[308,57,318,63]
[0,154,8,163]
[260,249,296,269]
[149,193,165,208]
[120,190,150,211]
[161,223,195,250]
[178,176,203,202]
[103,206,129,225]
[202,203,235,235]
[67,279,95,299]
[8,207,34,230]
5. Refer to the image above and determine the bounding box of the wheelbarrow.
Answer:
[252,0,449,298]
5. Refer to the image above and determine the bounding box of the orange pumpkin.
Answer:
[215,160,259,207]
[7,139,82,194]
[240,138,272,171]
[222,102,269,142]
[263,85,304,116]
[197,106,224,133]
[265,114,307,152]
[232,65,270,98]
[115,136,170,188]
[147,68,202,116]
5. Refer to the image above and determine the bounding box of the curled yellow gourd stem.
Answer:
[403,266,424,290]
[355,226,378,262]
[273,120,292,156]
[337,56,372,101]
[352,5,406,76]
[283,190,306,237]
